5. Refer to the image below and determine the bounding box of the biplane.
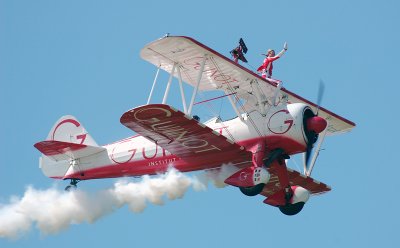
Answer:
[34,35,355,215]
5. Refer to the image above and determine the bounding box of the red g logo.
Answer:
[268,110,294,134]
[52,119,87,144]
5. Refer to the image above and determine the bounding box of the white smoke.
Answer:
[202,164,240,188]
[0,166,234,239]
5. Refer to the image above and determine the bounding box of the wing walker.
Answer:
[34,35,355,215]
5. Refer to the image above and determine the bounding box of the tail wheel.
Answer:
[65,184,77,191]
[65,179,80,191]
[279,202,305,216]
[239,183,265,196]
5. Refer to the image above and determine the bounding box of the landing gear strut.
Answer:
[264,148,290,168]
[239,149,289,197]
[65,179,80,191]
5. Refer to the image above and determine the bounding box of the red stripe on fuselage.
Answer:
[63,136,305,180]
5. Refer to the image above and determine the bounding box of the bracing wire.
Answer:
[196,90,236,142]
[209,56,264,137]
[179,55,263,139]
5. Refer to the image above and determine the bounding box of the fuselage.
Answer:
[61,103,311,180]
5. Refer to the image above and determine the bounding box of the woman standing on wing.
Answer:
[257,42,288,78]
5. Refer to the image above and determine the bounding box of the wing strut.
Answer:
[176,65,188,114]
[273,81,283,106]
[226,92,244,121]
[188,55,207,116]
[162,63,177,104]
[147,65,160,104]
[251,80,267,116]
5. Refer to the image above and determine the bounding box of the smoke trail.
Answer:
[0,168,206,239]
[0,165,236,239]
[197,164,241,188]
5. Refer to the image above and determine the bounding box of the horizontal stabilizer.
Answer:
[34,140,106,161]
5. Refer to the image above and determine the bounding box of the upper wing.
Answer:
[120,104,251,165]
[140,36,355,135]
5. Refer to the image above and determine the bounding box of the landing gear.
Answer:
[263,148,289,168]
[65,185,77,191]
[239,149,289,197]
[261,148,307,215]
[65,179,80,191]
[239,183,265,196]
[279,202,305,216]
[284,186,293,202]
[278,187,304,216]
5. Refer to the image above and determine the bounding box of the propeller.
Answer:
[303,80,327,171]
[315,80,325,115]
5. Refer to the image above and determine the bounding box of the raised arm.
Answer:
[273,42,288,59]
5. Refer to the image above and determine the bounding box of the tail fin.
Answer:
[46,115,98,146]
[34,115,106,179]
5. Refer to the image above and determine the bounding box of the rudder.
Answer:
[46,115,98,146]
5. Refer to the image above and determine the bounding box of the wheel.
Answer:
[239,183,265,196]
[65,184,77,191]
[279,202,305,216]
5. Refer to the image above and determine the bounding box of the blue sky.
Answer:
[1,0,399,247]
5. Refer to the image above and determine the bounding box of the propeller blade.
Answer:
[303,80,327,174]
[316,80,325,115]
[304,131,317,170]
[305,143,312,170]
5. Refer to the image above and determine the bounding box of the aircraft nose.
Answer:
[306,116,327,133]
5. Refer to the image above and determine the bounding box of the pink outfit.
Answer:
[257,49,286,78]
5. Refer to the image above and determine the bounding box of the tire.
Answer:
[279,202,305,216]
[65,184,77,191]
[239,183,265,196]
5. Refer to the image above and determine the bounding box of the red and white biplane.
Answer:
[34,35,355,215]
